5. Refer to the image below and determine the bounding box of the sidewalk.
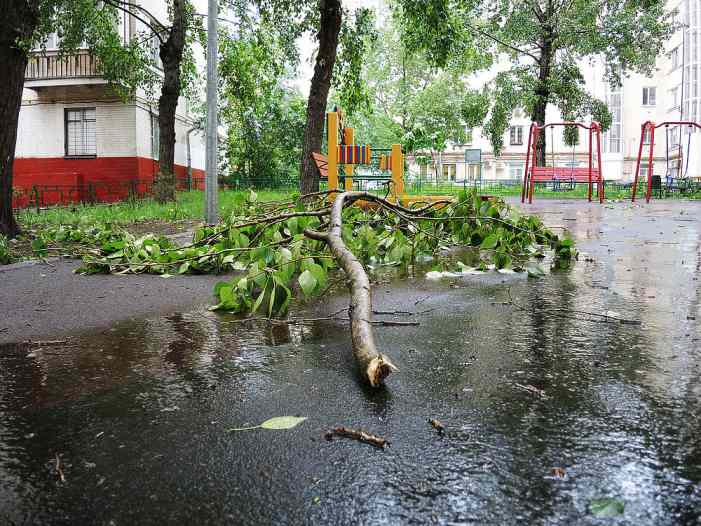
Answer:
[0,258,228,344]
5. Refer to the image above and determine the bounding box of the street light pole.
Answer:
[205,0,219,224]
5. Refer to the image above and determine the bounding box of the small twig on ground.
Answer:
[55,453,65,483]
[24,339,70,346]
[324,426,389,449]
[372,309,414,316]
[504,288,641,325]
[0,328,8,333]
[369,319,419,326]
[515,383,546,397]
[428,418,445,434]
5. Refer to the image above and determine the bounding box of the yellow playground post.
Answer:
[344,127,354,191]
[326,111,339,194]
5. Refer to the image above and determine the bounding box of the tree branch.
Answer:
[465,22,540,61]
[101,0,168,44]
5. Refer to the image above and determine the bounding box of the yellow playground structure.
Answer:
[312,108,449,206]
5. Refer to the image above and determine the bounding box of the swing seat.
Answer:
[529,166,600,182]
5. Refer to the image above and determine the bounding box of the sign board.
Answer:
[465,148,481,164]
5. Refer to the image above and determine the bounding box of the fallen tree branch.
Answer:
[304,192,409,387]
[324,426,389,448]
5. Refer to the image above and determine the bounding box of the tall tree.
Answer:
[347,22,472,177]
[219,23,307,186]
[299,0,342,194]
[0,1,39,238]
[152,0,189,203]
[399,0,674,163]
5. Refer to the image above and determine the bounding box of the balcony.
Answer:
[24,51,106,90]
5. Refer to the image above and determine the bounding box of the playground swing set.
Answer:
[521,121,604,204]
[312,110,698,206]
[631,120,700,203]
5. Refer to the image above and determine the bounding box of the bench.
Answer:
[529,166,600,182]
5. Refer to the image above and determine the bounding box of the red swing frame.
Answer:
[631,120,701,203]
[521,121,604,204]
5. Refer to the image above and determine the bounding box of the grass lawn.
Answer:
[17,189,294,228]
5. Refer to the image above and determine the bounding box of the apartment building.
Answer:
[13,1,206,206]
[411,0,698,184]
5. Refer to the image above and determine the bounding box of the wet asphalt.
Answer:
[1,199,700,525]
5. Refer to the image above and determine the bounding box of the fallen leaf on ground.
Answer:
[429,419,445,433]
[589,497,625,517]
[550,467,566,478]
[228,416,307,432]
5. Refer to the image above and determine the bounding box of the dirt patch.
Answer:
[123,219,201,237]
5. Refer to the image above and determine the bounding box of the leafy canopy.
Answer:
[398,0,674,154]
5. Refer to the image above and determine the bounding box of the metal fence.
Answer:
[11,174,301,211]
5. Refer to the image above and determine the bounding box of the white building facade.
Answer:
[14,1,206,206]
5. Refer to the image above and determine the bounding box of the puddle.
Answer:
[1,201,701,524]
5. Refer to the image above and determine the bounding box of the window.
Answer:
[643,127,652,145]
[670,86,680,109]
[671,47,680,70]
[642,87,657,106]
[465,127,473,145]
[639,164,649,180]
[604,86,622,154]
[467,164,481,181]
[509,126,523,145]
[509,163,524,180]
[65,108,96,157]
[670,126,680,149]
[442,164,457,181]
[151,114,160,160]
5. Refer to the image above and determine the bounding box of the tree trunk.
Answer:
[531,38,552,167]
[153,0,187,203]
[0,1,38,238]
[299,0,342,194]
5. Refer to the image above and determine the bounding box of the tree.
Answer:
[345,22,471,178]
[219,25,307,187]
[399,0,674,163]
[0,1,39,238]
[299,0,342,195]
[152,0,189,203]
[102,0,201,203]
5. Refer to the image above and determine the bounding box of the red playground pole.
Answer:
[521,123,534,203]
[595,123,604,203]
[587,126,593,202]
[528,127,539,204]
[631,122,648,202]
[645,124,656,203]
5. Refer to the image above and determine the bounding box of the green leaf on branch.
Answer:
[481,233,499,250]
[298,270,317,296]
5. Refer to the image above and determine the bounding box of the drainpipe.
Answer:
[186,127,197,191]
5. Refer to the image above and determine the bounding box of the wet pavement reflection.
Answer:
[1,200,700,525]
